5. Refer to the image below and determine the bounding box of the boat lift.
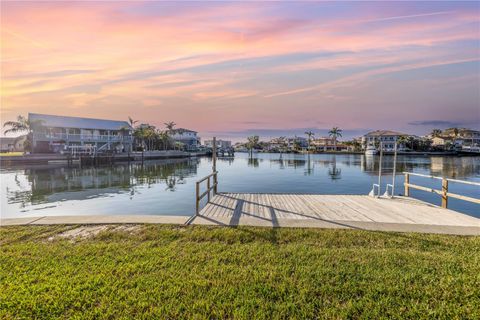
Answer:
[369,142,397,198]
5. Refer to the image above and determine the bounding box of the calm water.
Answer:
[1,153,479,219]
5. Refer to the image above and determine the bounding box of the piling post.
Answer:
[196,181,200,215]
[404,173,409,197]
[442,178,448,208]
[212,137,217,194]
[377,142,383,197]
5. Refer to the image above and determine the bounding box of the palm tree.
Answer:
[3,115,44,152]
[397,135,408,151]
[246,135,259,158]
[328,127,342,151]
[431,129,442,138]
[164,122,176,133]
[272,136,287,157]
[158,130,171,150]
[305,131,314,153]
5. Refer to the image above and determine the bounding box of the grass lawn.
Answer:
[1,225,479,319]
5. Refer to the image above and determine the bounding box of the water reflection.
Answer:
[5,159,199,206]
[328,155,341,180]
[1,154,479,218]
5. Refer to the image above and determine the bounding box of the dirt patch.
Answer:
[48,225,109,242]
[112,225,141,234]
[47,224,142,242]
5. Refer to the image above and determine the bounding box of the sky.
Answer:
[1,1,479,141]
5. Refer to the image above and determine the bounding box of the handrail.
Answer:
[196,171,218,184]
[403,172,480,186]
[195,171,218,215]
[403,172,480,208]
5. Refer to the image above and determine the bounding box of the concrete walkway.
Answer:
[1,215,190,226]
[2,194,479,235]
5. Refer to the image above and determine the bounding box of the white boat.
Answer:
[365,145,378,155]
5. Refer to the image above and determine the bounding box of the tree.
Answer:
[431,129,442,138]
[272,136,287,156]
[164,122,176,133]
[305,131,314,153]
[397,135,409,150]
[3,115,44,152]
[328,127,342,151]
[246,135,259,158]
[158,130,171,150]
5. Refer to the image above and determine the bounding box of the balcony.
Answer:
[34,133,133,143]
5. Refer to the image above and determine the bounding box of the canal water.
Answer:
[1,153,479,219]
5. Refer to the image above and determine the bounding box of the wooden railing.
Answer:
[195,171,218,215]
[403,172,480,208]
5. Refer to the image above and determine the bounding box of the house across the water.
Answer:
[0,136,26,153]
[169,128,200,151]
[204,139,232,149]
[29,113,133,154]
[362,130,410,151]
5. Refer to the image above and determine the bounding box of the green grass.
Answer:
[1,225,479,319]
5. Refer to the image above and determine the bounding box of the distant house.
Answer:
[431,136,452,148]
[29,113,133,154]
[286,137,308,150]
[169,128,200,151]
[311,137,347,151]
[0,136,25,152]
[362,130,410,151]
[204,139,232,149]
[442,128,480,147]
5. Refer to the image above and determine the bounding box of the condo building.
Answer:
[29,113,133,154]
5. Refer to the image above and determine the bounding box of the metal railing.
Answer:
[34,133,133,142]
[195,171,218,215]
[403,172,480,208]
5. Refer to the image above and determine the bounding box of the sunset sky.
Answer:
[1,1,479,140]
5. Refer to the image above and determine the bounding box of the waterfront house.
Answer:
[0,136,25,152]
[169,128,200,151]
[311,137,348,152]
[443,128,480,147]
[286,137,308,151]
[204,139,232,149]
[28,113,133,154]
[362,130,409,151]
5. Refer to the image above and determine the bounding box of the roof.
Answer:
[171,128,197,134]
[364,130,408,137]
[28,113,131,131]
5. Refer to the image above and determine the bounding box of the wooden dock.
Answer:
[192,193,480,235]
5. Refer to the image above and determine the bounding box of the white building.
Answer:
[204,139,232,149]
[362,130,409,151]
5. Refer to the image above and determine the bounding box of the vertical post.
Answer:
[207,177,211,202]
[377,142,383,197]
[404,173,409,197]
[392,142,397,197]
[195,181,200,215]
[212,137,217,194]
[442,178,448,208]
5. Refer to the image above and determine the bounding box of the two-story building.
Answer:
[311,137,348,152]
[29,113,133,154]
[362,130,409,151]
[169,128,200,151]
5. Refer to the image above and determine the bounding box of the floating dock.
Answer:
[192,193,480,235]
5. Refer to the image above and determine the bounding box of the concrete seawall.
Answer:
[0,151,208,165]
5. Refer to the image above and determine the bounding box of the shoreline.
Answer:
[2,212,479,235]
[0,150,209,165]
